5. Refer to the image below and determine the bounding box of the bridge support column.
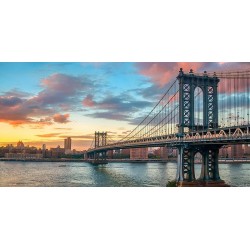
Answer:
[176,145,226,186]
[176,145,196,184]
[195,146,229,186]
[200,147,221,181]
[92,150,108,165]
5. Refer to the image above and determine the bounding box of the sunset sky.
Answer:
[0,62,249,150]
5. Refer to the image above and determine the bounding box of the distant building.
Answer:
[5,153,43,159]
[153,147,168,159]
[121,149,130,155]
[7,144,13,152]
[113,149,121,155]
[17,141,25,150]
[51,146,65,158]
[42,144,46,157]
[64,137,71,150]
[107,150,113,159]
[243,144,250,155]
[130,148,148,160]
[64,137,72,154]
[227,145,244,158]
[219,146,229,158]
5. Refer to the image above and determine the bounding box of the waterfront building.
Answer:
[64,137,72,154]
[130,148,148,160]
[17,141,25,150]
[107,150,113,159]
[51,146,65,158]
[243,144,250,156]
[5,153,43,159]
[42,144,46,157]
[64,137,71,150]
[153,147,168,159]
[219,146,229,158]
[227,144,244,158]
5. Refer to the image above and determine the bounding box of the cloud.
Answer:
[135,62,250,88]
[53,113,70,123]
[0,73,95,126]
[136,62,205,87]
[54,128,72,130]
[36,133,61,138]
[0,96,23,106]
[86,112,131,121]
[83,93,153,121]
[82,94,96,107]
[83,94,152,112]
[32,73,94,106]
[3,89,32,98]
[58,135,93,139]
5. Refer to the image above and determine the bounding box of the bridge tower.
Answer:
[95,131,107,148]
[88,131,108,165]
[176,68,221,185]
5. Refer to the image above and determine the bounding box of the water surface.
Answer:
[0,161,249,187]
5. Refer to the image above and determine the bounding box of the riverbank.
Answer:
[0,158,87,162]
[0,158,250,164]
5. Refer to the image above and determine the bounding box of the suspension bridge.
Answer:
[85,68,250,186]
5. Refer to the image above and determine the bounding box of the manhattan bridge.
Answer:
[86,68,250,186]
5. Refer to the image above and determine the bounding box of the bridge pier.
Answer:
[91,151,108,165]
[177,144,228,187]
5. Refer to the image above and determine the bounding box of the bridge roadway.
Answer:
[87,125,250,154]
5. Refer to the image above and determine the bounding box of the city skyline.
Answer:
[1,62,250,150]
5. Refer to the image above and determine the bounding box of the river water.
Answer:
[0,161,249,187]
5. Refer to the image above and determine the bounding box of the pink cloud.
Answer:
[41,73,87,93]
[82,94,96,107]
[137,62,204,87]
[53,113,70,123]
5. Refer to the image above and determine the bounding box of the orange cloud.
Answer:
[53,113,70,123]
[36,133,61,138]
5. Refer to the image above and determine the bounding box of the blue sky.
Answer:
[0,62,249,149]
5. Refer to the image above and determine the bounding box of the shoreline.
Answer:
[1,158,250,164]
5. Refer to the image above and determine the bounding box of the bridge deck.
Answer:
[87,125,250,153]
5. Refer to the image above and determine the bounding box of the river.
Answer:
[0,161,249,187]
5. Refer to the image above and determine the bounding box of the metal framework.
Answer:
[178,68,219,132]
[94,131,107,148]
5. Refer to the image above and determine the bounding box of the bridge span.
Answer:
[86,68,250,186]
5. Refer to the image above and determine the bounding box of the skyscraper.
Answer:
[42,144,46,158]
[64,137,72,154]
